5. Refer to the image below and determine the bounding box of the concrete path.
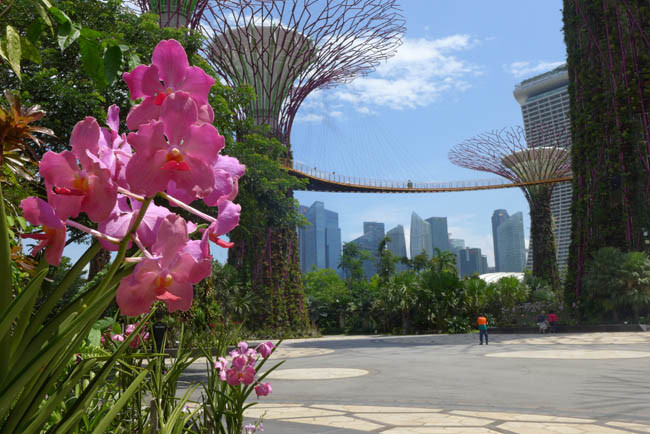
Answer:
[181,332,650,433]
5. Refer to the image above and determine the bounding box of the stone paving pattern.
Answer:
[181,332,650,433]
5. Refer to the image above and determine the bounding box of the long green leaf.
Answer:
[0,166,13,322]
[5,25,21,79]
[51,316,152,434]
[90,369,149,434]
[103,45,121,86]
[18,360,98,434]
[0,268,47,343]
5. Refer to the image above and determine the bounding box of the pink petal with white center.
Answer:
[182,123,223,165]
[178,66,214,105]
[126,97,162,131]
[70,117,101,168]
[123,64,164,100]
[152,40,189,89]
[160,92,197,146]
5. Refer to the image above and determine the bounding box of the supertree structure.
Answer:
[202,0,405,147]
[201,0,405,330]
[135,0,209,29]
[449,126,571,288]
[563,0,650,303]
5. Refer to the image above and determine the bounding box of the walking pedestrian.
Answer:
[477,314,488,345]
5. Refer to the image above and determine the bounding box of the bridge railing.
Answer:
[281,159,534,190]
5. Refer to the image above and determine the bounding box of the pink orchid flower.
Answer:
[202,198,241,249]
[225,365,256,386]
[254,382,272,398]
[116,214,212,316]
[125,92,224,200]
[257,341,275,358]
[40,150,117,223]
[20,197,66,266]
[98,196,171,251]
[97,106,132,188]
[123,39,214,130]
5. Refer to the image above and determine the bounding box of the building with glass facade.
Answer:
[514,64,571,273]
[386,224,408,273]
[491,209,509,271]
[410,212,433,259]
[495,211,526,272]
[350,222,385,279]
[298,201,342,275]
[458,247,486,277]
[425,217,449,255]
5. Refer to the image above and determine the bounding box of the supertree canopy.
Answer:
[563,0,650,303]
[202,0,405,147]
[449,126,571,288]
[200,0,404,331]
[135,0,209,29]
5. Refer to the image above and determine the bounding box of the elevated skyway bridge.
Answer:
[283,160,572,193]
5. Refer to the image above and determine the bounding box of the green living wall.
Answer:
[563,0,650,307]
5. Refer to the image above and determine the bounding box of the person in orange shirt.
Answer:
[477,314,488,345]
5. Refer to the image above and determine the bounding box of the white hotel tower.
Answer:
[513,64,572,274]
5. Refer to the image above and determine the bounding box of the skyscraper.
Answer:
[350,222,385,279]
[298,201,342,275]
[386,225,408,273]
[495,211,526,272]
[514,64,571,273]
[458,247,484,277]
[491,209,509,271]
[449,238,465,276]
[410,212,432,259]
[425,217,449,255]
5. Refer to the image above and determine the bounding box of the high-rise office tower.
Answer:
[449,238,465,276]
[458,247,484,277]
[514,64,571,273]
[495,211,526,272]
[491,209,509,271]
[298,201,342,275]
[410,212,433,259]
[386,225,408,273]
[425,217,449,255]
[350,222,385,279]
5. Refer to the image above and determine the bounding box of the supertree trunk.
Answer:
[228,218,308,332]
[529,187,559,288]
[563,0,650,304]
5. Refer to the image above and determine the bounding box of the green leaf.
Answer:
[6,216,14,227]
[0,38,7,62]
[34,4,53,33]
[90,369,149,434]
[92,317,114,331]
[6,25,22,79]
[0,268,48,343]
[80,27,102,40]
[16,216,27,230]
[58,23,80,51]
[26,20,45,45]
[103,45,121,85]
[20,37,42,64]
[48,6,72,26]
[128,53,141,71]
[79,37,106,89]
[112,323,122,335]
[88,328,101,347]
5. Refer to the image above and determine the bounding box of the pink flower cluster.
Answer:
[20,40,244,317]
[213,341,275,398]
[105,323,151,348]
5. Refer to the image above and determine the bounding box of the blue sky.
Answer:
[291,0,566,267]
[62,0,566,267]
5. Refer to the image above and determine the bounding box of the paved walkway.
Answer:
[182,332,650,433]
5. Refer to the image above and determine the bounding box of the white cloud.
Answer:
[334,35,480,111]
[504,60,565,79]
[295,113,325,123]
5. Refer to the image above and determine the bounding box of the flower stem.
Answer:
[65,220,121,244]
[159,192,216,223]
[117,187,145,202]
